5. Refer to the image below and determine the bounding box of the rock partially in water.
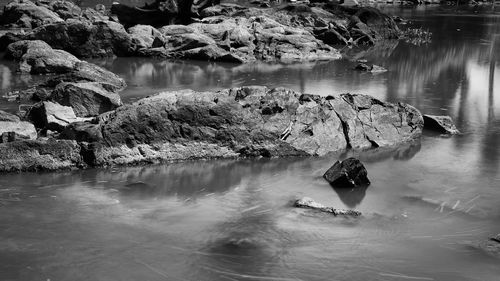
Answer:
[423,114,460,135]
[323,157,370,187]
[1,0,63,29]
[294,197,362,216]
[354,63,387,73]
[0,138,82,172]
[28,101,92,132]
[476,234,500,258]
[51,82,123,117]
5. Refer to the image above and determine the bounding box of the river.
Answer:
[1,3,500,281]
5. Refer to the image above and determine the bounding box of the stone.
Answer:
[423,115,460,134]
[1,0,63,28]
[0,110,21,122]
[0,121,37,141]
[0,138,82,172]
[323,157,370,187]
[294,197,362,216]
[51,82,123,117]
[28,101,92,131]
[127,24,165,50]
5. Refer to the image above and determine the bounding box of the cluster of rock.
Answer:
[0,40,425,172]
[0,0,402,63]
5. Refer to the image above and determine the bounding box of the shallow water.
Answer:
[1,4,500,281]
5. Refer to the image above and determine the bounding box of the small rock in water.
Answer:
[294,197,362,216]
[323,157,370,188]
[490,234,500,243]
[423,114,460,134]
[354,63,387,73]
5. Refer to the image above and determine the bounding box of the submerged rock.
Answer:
[354,63,387,73]
[423,114,460,134]
[294,197,362,216]
[323,157,370,187]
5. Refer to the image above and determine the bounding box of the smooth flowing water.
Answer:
[1,4,500,281]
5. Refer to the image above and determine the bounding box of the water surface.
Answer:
[1,5,500,281]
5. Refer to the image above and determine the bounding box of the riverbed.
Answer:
[1,4,500,281]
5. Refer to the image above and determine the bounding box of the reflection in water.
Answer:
[332,185,368,208]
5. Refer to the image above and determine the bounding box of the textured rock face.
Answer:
[1,0,63,28]
[51,82,123,117]
[23,20,136,57]
[0,110,21,122]
[0,139,82,172]
[128,24,166,50]
[0,121,37,141]
[423,115,460,135]
[28,101,92,131]
[68,86,423,166]
[323,157,370,187]
[14,40,80,74]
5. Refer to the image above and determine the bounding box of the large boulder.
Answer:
[28,101,92,131]
[1,0,63,28]
[51,82,123,117]
[72,86,423,166]
[0,138,82,172]
[23,20,136,57]
[323,157,370,187]
[8,40,80,74]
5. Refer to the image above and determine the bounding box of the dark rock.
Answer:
[0,32,26,51]
[60,122,103,143]
[0,138,82,172]
[294,197,362,216]
[1,0,63,28]
[23,20,136,57]
[0,110,21,122]
[28,101,92,131]
[423,114,460,134]
[323,157,370,187]
[355,63,371,71]
[51,82,123,117]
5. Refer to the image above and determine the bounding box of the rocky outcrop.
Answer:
[58,86,423,167]
[51,82,123,117]
[0,138,82,172]
[423,115,460,135]
[0,110,21,122]
[0,0,63,29]
[294,197,362,216]
[323,157,370,187]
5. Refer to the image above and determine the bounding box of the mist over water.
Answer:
[1,4,500,281]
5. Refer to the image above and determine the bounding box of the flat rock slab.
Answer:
[0,121,37,141]
[423,114,460,134]
[294,197,362,216]
[29,101,92,131]
[323,157,370,187]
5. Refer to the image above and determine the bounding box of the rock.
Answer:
[0,121,37,141]
[6,40,80,74]
[51,82,123,117]
[127,24,165,49]
[330,94,423,149]
[354,63,387,73]
[1,0,63,28]
[423,115,460,134]
[0,138,82,172]
[294,197,362,216]
[323,157,370,187]
[23,20,136,57]
[60,121,103,143]
[0,110,21,122]
[28,101,92,131]
[43,61,127,91]
[45,0,81,20]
